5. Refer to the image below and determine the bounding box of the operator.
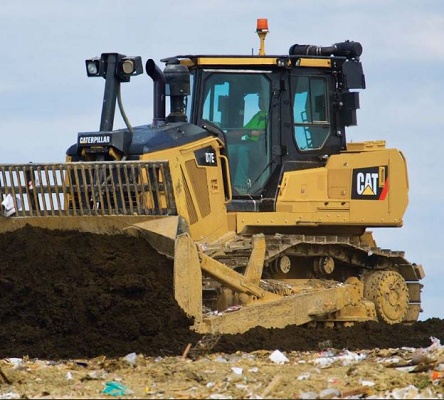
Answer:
[231,93,268,194]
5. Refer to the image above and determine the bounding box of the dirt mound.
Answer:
[0,226,200,359]
[0,226,442,360]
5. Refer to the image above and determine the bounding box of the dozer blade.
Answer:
[125,218,204,321]
[171,233,376,335]
[123,216,189,259]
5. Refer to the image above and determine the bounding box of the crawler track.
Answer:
[206,233,423,323]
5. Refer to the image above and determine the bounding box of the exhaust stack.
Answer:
[146,59,166,127]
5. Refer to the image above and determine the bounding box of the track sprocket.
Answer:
[364,271,409,324]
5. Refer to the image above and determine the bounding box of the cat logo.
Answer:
[352,166,388,200]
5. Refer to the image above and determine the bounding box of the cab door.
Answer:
[197,70,274,197]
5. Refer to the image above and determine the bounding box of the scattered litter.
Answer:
[430,370,444,381]
[435,363,444,371]
[84,370,107,380]
[382,356,401,365]
[102,381,134,397]
[231,367,243,375]
[6,358,24,370]
[1,340,443,398]
[123,352,137,366]
[312,349,365,368]
[391,384,435,399]
[299,391,318,399]
[312,357,334,369]
[214,355,229,363]
[241,353,256,361]
[1,194,21,217]
[427,336,443,352]
[0,392,20,399]
[234,383,249,390]
[319,388,341,398]
[269,350,289,364]
[297,372,311,380]
[395,365,417,373]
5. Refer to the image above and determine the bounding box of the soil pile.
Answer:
[0,226,442,360]
[0,226,200,359]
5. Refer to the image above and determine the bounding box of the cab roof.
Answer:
[162,55,333,69]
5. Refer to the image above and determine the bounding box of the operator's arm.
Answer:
[227,111,267,142]
[241,111,267,141]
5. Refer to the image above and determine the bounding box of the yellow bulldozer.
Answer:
[0,19,424,336]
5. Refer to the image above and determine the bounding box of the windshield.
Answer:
[200,71,272,196]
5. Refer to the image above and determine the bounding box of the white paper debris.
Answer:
[297,372,311,380]
[123,352,137,366]
[1,194,21,217]
[392,385,420,399]
[319,388,341,398]
[0,392,21,399]
[269,350,289,364]
[360,379,375,386]
[6,358,24,370]
[231,367,243,375]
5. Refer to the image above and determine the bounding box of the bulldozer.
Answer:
[0,19,424,336]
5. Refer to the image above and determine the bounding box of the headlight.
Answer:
[85,54,143,82]
[118,56,143,81]
[85,58,101,77]
[121,59,135,75]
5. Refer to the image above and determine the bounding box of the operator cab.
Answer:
[182,42,364,210]
[175,21,364,209]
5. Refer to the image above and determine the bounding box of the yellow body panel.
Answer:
[139,137,230,243]
[297,58,332,67]
[271,145,408,231]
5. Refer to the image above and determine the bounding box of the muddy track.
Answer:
[0,226,442,360]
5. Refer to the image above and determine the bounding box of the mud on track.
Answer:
[0,226,442,360]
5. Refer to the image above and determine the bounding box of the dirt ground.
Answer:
[1,226,443,398]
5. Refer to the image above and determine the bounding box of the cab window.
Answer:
[291,76,329,151]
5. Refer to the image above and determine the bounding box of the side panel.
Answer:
[141,137,231,243]
[329,148,408,225]
[272,147,408,228]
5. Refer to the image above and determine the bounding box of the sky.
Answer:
[1,0,443,321]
